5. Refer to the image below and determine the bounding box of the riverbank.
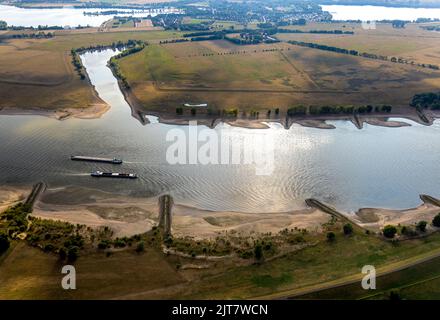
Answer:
[27,185,330,238]
[3,184,439,240]
[0,103,110,120]
[124,102,438,130]
[115,76,438,130]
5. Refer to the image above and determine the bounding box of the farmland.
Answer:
[0,28,182,116]
[117,25,440,116]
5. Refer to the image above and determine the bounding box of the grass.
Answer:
[117,34,440,115]
[3,24,440,115]
[3,207,440,299]
[0,28,183,111]
[295,254,440,300]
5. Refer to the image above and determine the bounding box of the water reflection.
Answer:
[0,49,439,214]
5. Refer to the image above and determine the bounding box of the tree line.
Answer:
[71,40,146,81]
[5,32,54,39]
[183,28,353,38]
[288,40,439,70]
[109,41,147,89]
[410,92,440,110]
[288,104,392,116]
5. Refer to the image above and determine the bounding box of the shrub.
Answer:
[326,232,336,242]
[43,244,55,252]
[416,221,427,233]
[0,233,10,254]
[401,226,417,237]
[254,243,263,261]
[343,223,353,235]
[59,247,67,260]
[98,240,110,250]
[432,214,440,227]
[383,225,397,238]
[67,246,79,262]
[136,241,145,253]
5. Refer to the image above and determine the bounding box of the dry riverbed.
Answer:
[2,185,439,240]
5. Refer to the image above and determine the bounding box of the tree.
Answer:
[343,223,353,235]
[416,221,427,233]
[59,247,67,260]
[254,243,263,261]
[0,233,10,254]
[383,225,397,238]
[326,232,336,242]
[67,246,79,262]
[136,241,145,253]
[432,214,440,227]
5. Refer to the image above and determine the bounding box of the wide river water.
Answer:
[1,49,439,213]
[1,5,440,213]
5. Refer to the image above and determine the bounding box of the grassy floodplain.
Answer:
[0,28,182,116]
[2,196,440,299]
[2,22,440,120]
[116,22,440,118]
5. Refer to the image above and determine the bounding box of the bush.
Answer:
[59,247,67,260]
[98,240,110,250]
[67,246,79,262]
[383,225,397,238]
[0,233,10,254]
[326,232,336,242]
[43,244,55,252]
[416,221,427,233]
[254,243,263,261]
[432,214,440,227]
[136,241,145,253]
[401,226,417,237]
[343,223,353,235]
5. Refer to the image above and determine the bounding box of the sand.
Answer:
[0,103,110,121]
[0,186,31,213]
[2,184,440,239]
[19,185,331,239]
[356,203,440,232]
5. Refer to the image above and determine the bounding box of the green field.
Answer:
[0,29,182,112]
[3,215,440,299]
[117,33,440,115]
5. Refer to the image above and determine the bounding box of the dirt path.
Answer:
[251,246,440,300]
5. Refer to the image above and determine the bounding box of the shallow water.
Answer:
[0,49,439,213]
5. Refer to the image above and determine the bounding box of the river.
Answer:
[1,5,440,214]
[1,48,439,213]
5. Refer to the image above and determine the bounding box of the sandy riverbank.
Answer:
[3,184,439,240]
[0,103,110,120]
[355,202,440,233]
[28,185,331,239]
[0,186,31,213]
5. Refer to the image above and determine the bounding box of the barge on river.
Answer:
[91,170,137,179]
[71,155,123,164]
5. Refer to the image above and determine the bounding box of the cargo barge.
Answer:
[71,155,123,164]
[91,170,137,179]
